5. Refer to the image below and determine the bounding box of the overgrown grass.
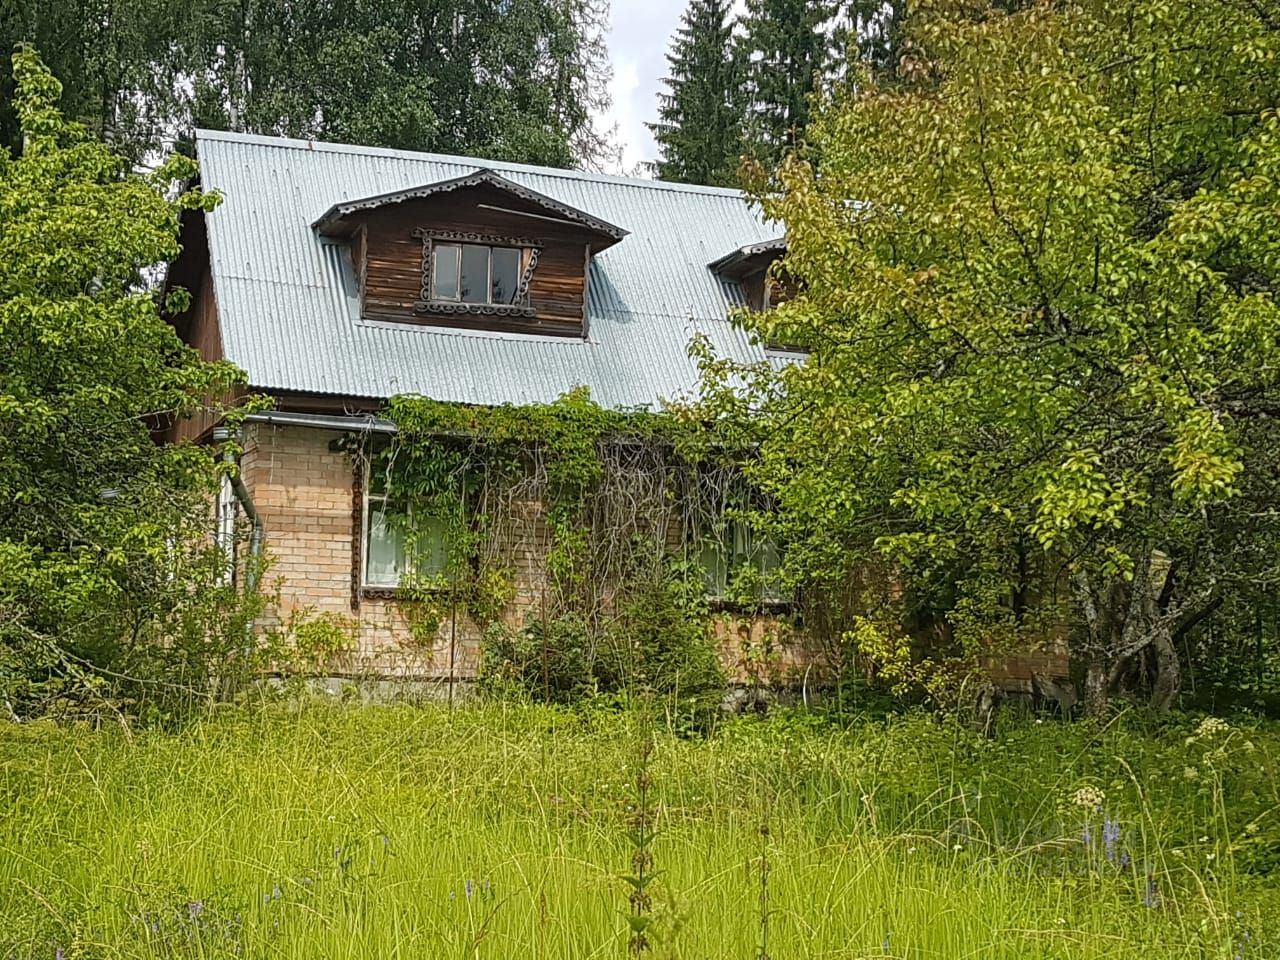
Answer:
[1,702,1276,958]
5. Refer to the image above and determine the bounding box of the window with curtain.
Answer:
[362,468,451,588]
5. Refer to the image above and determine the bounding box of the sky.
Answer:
[599,0,747,175]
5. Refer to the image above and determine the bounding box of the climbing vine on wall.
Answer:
[357,387,794,717]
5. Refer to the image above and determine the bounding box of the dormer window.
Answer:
[433,242,520,304]
[708,238,788,314]
[415,230,540,316]
[313,168,627,338]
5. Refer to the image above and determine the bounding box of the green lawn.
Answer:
[0,702,1275,958]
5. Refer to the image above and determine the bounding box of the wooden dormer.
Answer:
[314,170,627,338]
[709,238,791,313]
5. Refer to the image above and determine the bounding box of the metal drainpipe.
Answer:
[212,425,264,593]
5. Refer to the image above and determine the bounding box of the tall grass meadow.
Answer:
[0,701,1276,958]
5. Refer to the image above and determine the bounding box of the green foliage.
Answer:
[479,614,599,702]
[709,0,1280,711]
[737,0,838,163]
[384,390,733,720]
[478,560,725,728]
[647,0,746,186]
[0,50,252,719]
[262,608,358,676]
[0,1,614,167]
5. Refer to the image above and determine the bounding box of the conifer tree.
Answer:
[737,0,836,162]
[647,0,745,186]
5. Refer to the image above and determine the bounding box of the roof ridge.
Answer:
[194,128,754,200]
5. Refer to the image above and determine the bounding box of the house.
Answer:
[164,129,808,687]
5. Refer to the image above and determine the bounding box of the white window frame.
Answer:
[361,464,451,590]
[429,241,527,306]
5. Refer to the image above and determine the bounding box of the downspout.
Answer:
[213,425,264,593]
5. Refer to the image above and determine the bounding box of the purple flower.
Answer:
[1119,851,1131,869]
[1103,819,1121,862]
[882,929,891,953]
[187,900,205,922]
[55,949,64,960]
[1081,824,1092,846]
[465,879,474,898]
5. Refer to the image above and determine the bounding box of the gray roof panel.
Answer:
[196,129,778,410]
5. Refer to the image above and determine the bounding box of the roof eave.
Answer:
[312,168,630,244]
[708,237,787,278]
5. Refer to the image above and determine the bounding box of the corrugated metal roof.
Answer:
[196,129,781,410]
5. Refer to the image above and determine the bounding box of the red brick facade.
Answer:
[239,423,1062,692]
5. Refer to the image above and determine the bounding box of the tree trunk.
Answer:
[1150,621,1180,712]
[1083,658,1109,716]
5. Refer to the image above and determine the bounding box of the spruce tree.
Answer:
[647,0,745,186]
[738,0,836,162]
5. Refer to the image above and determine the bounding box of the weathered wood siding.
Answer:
[356,186,594,337]
[167,263,236,444]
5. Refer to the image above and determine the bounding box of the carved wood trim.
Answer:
[351,454,364,613]
[410,228,543,317]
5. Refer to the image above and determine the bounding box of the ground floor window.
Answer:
[362,466,450,589]
[698,518,787,605]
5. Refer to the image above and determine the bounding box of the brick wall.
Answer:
[238,423,1063,691]
[238,423,818,684]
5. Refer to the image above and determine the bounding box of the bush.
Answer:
[479,559,725,729]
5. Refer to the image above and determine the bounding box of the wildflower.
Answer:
[1103,819,1121,862]
[1120,851,1131,869]
[1195,717,1230,740]
[187,900,205,922]
[465,879,474,898]
[1081,824,1092,847]
[1183,766,1199,781]
[55,949,64,960]
[1070,785,1105,811]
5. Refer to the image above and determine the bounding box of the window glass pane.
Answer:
[700,536,729,598]
[757,534,788,602]
[408,516,450,576]
[431,243,460,300]
[490,247,521,304]
[366,500,407,586]
[459,244,489,303]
